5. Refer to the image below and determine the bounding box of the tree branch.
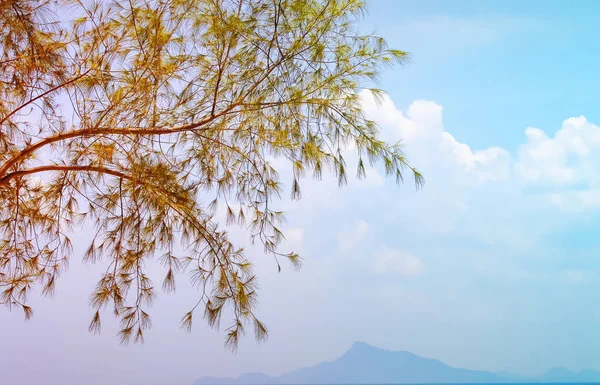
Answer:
[0,105,237,178]
[0,165,135,186]
[0,69,92,127]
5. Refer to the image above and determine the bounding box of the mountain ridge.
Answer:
[194,342,600,384]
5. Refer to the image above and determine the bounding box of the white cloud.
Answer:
[373,249,424,276]
[360,92,512,185]
[510,116,600,211]
[442,133,511,182]
[337,220,369,251]
[515,116,600,185]
[515,126,578,184]
[360,90,600,213]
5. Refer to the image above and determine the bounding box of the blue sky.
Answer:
[6,1,600,385]
[365,0,600,151]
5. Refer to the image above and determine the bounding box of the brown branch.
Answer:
[0,38,295,179]
[0,69,92,127]
[0,106,234,178]
[0,165,135,186]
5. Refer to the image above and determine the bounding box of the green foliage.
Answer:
[0,0,422,349]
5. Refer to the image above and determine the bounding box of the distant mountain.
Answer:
[537,367,600,382]
[196,341,510,384]
[195,342,600,384]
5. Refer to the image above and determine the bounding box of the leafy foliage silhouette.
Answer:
[0,0,422,349]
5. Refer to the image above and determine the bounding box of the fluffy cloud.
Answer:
[518,116,600,184]
[360,91,600,213]
[513,116,600,210]
[517,122,582,185]
[269,93,600,287]
[360,92,512,184]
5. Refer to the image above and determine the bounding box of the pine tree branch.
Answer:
[0,165,135,186]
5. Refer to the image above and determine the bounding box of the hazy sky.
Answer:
[6,1,600,384]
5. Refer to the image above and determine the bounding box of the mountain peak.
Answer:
[342,341,389,359]
[350,341,376,350]
[194,343,600,385]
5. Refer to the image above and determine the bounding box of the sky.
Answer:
[6,1,600,384]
